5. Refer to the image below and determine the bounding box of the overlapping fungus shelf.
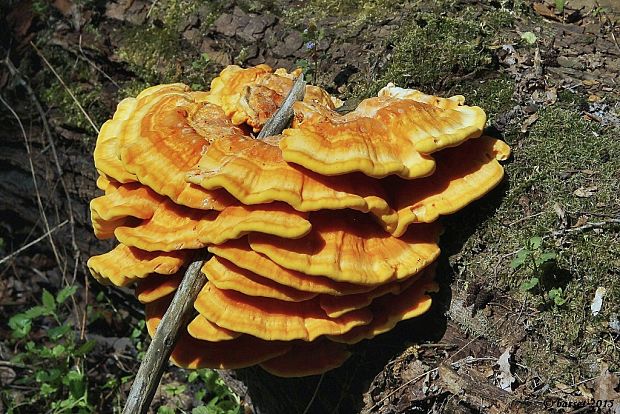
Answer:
[88,64,510,377]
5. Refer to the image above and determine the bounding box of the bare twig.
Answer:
[78,35,120,88]
[122,75,307,414]
[0,220,69,266]
[257,73,305,139]
[30,41,100,134]
[302,373,325,414]
[122,258,208,414]
[551,219,620,237]
[0,94,65,269]
[3,55,80,258]
[4,54,84,335]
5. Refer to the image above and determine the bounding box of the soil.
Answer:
[1,0,619,413]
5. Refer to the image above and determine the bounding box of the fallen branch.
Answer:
[122,74,305,414]
[122,258,207,414]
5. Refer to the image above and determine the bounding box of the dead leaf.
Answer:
[553,202,568,228]
[555,382,573,393]
[573,215,589,227]
[581,79,599,87]
[496,346,516,392]
[7,0,34,38]
[609,314,620,334]
[578,384,594,399]
[0,366,16,386]
[533,3,561,21]
[545,87,557,105]
[53,0,74,16]
[588,94,602,103]
[573,186,598,198]
[594,363,620,414]
[520,113,539,133]
[422,371,431,395]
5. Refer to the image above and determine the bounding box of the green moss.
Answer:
[451,76,516,124]
[377,14,493,93]
[115,0,224,89]
[283,0,401,25]
[39,51,108,132]
[116,26,184,85]
[447,103,620,381]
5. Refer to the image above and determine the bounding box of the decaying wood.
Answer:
[121,75,306,414]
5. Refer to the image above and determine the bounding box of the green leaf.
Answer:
[555,0,565,13]
[130,320,145,339]
[24,305,47,319]
[40,382,57,397]
[510,250,530,269]
[35,370,49,382]
[194,389,207,402]
[47,368,61,382]
[75,340,96,356]
[8,313,33,338]
[56,285,78,304]
[520,31,537,45]
[157,406,175,414]
[51,344,66,357]
[528,236,543,250]
[548,288,567,305]
[47,324,71,340]
[103,377,118,389]
[191,407,210,414]
[66,371,86,399]
[188,371,199,383]
[42,289,56,311]
[520,277,539,291]
[535,251,557,266]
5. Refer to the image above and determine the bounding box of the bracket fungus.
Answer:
[88,64,510,378]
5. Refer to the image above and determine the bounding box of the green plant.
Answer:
[591,6,608,17]
[130,319,147,360]
[297,22,326,84]
[5,286,96,413]
[512,236,566,306]
[520,31,537,45]
[188,369,241,414]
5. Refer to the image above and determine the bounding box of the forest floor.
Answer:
[1,0,619,413]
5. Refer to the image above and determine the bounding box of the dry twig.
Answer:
[0,94,65,269]
[30,41,100,134]
[0,220,69,266]
[551,219,620,237]
[3,54,85,336]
